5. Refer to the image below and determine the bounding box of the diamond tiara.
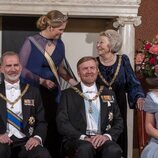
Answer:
[52,15,68,22]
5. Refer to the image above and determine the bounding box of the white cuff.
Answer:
[39,78,44,85]
[103,134,112,140]
[34,135,43,145]
[79,134,87,140]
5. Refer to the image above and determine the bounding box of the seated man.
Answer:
[56,56,124,158]
[0,51,51,158]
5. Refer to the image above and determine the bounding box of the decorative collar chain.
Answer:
[0,84,29,108]
[99,55,122,90]
[71,85,104,102]
[71,85,104,113]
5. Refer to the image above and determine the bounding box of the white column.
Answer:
[113,16,141,65]
[0,17,2,55]
[0,17,2,84]
[113,16,141,158]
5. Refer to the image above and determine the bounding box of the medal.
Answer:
[88,100,93,113]
[28,116,35,126]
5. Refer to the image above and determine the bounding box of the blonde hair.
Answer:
[36,10,68,30]
[100,29,122,53]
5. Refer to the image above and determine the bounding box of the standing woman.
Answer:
[96,29,145,158]
[19,10,77,158]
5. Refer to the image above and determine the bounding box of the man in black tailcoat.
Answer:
[57,56,124,158]
[0,51,51,158]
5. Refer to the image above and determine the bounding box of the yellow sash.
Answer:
[44,51,60,84]
[29,37,60,85]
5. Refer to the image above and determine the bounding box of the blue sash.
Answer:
[7,109,23,131]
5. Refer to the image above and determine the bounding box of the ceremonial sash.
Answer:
[29,36,60,85]
[7,109,23,131]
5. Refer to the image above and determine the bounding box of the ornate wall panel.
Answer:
[0,0,141,17]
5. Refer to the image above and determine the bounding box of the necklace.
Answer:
[101,54,116,64]
[40,32,54,47]
[98,55,122,90]
[0,84,29,108]
[47,40,54,46]
[71,85,104,113]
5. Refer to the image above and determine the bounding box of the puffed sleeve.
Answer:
[123,54,145,108]
[144,92,158,113]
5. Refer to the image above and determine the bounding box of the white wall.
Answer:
[62,32,98,79]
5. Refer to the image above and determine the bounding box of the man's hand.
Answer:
[0,133,12,144]
[84,136,92,143]
[84,135,109,149]
[25,137,41,151]
[91,135,109,149]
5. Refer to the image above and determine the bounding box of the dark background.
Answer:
[2,16,38,53]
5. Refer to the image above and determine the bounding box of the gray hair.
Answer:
[100,29,122,53]
[1,51,20,65]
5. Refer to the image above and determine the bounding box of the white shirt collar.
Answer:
[4,80,20,90]
[80,82,97,93]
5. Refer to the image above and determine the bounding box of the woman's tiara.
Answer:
[52,15,68,22]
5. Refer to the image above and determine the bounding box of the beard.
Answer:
[4,73,21,83]
[81,75,97,86]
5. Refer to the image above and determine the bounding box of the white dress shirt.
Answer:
[80,82,112,140]
[4,80,43,144]
[81,82,101,136]
[5,80,26,138]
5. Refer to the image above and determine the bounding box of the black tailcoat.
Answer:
[57,83,123,143]
[0,82,47,142]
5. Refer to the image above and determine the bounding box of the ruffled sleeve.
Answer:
[144,92,158,113]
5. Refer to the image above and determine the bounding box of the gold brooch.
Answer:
[28,116,35,126]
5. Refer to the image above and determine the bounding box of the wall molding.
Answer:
[0,0,141,17]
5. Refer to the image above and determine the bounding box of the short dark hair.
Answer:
[1,51,20,65]
[77,56,98,70]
